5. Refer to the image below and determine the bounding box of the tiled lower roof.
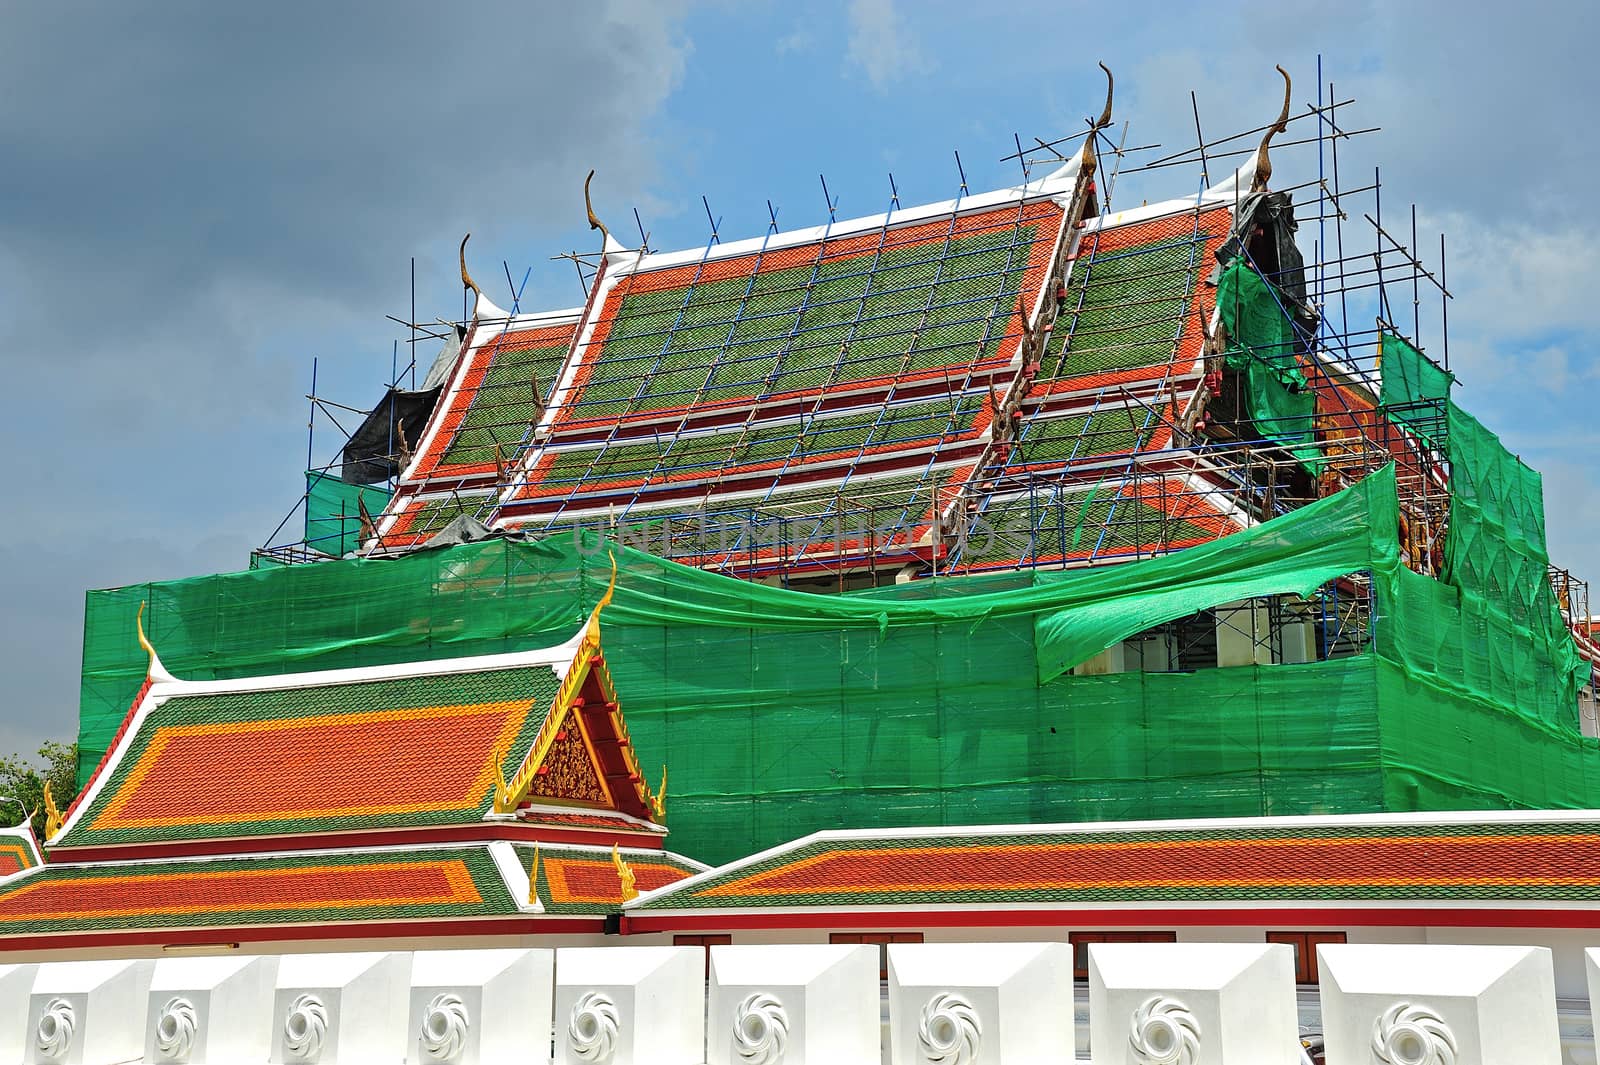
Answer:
[0,845,517,935]
[514,844,704,915]
[0,828,42,878]
[0,841,702,938]
[58,663,559,848]
[628,814,1600,911]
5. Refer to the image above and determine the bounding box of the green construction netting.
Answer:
[77,462,1600,864]
[304,472,392,558]
[1216,258,1318,469]
[1438,402,1589,726]
[1370,332,1584,727]
[1377,331,1453,449]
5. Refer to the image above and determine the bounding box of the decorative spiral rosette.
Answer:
[283,993,329,1060]
[420,992,471,1062]
[1128,995,1202,1065]
[917,991,982,1065]
[35,997,76,1060]
[732,992,790,1064]
[1372,1002,1458,1065]
[568,990,620,1063]
[154,995,200,1060]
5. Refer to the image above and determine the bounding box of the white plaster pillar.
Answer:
[887,941,1073,1065]
[707,943,879,1065]
[271,951,411,1065]
[1088,941,1298,1064]
[144,954,279,1064]
[408,948,553,1065]
[554,945,703,1065]
[25,958,156,1065]
[1318,943,1560,1064]
[0,963,40,1065]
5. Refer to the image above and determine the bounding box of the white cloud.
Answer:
[776,26,813,54]
[845,0,930,90]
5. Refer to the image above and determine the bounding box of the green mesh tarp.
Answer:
[78,463,1600,865]
[304,472,392,558]
[1377,331,1453,448]
[1216,259,1318,467]
[1438,403,1589,726]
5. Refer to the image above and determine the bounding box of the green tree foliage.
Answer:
[0,741,78,839]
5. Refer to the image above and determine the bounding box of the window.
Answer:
[1266,931,1346,985]
[829,932,924,979]
[674,933,733,977]
[1069,931,1177,980]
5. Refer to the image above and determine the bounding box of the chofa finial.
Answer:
[1250,65,1292,194]
[136,601,174,683]
[1094,61,1114,131]
[584,170,611,249]
[1082,62,1114,180]
[596,550,619,614]
[459,233,482,298]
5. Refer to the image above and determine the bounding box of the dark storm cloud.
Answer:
[0,2,686,333]
[0,2,691,750]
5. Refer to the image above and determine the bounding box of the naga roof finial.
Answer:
[584,169,611,249]
[459,233,482,298]
[41,781,62,840]
[1250,65,1292,194]
[649,764,667,821]
[611,844,638,902]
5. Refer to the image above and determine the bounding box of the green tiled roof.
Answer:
[442,333,572,468]
[1044,227,1214,380]
[538,394,983,491]
[579,222,1042,420]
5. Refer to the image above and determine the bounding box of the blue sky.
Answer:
[0,0,1595,753]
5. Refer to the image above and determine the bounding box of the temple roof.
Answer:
[0,840,702,946]
[362,160,1247,576]
[56,605,663,855]
[382,306,582,549]
[626,810,1600,920]
[0,827,42,877]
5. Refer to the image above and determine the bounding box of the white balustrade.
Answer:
[1088,942,1298,1065]
[408,948,552,1065]
[554,945,704,1065]
[0,943,1587,1062]
[0,963,40,1065]
[1318,943,1561,1064]
[271,950,411,1064]
[144,954,278,1064]
[26,958,155,1065]
[707,943,879,1065]
[887,941,1074,1065]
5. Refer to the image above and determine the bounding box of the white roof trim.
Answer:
[489,840,543,913]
